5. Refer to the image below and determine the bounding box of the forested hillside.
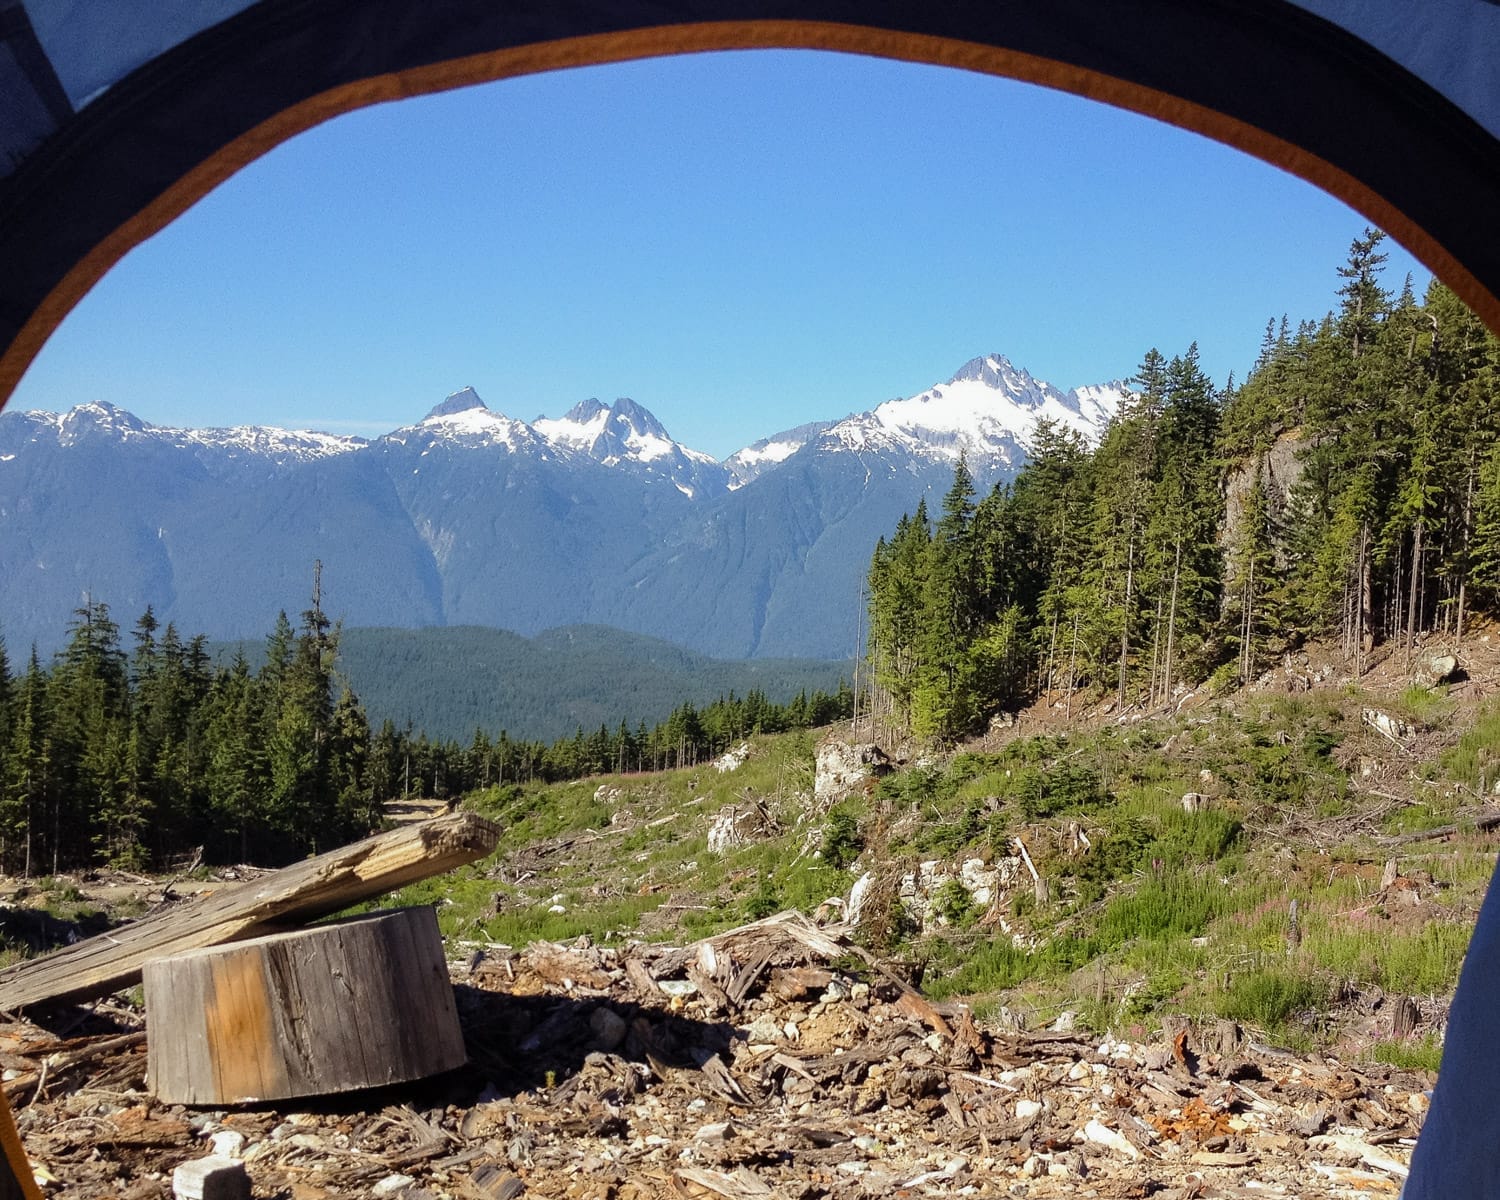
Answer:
[216,624,850,743]
[867,232,1500,739]
[0,600,850,874]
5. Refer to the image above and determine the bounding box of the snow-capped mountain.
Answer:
[724,418,843,487]
[534,396,729,498]
[8,399,366,465]
[389,387,555,456]
[0,354,1128,658]
[818,354,1122,470]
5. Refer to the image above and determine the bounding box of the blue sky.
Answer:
[10,49,1428,460]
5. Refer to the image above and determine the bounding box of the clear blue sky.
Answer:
[10,49,1429,460]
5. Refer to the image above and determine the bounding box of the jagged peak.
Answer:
[423,387,488,421]
[609,397,665,431]
[947,354,1028,389]
[557,398,608,424]
[63,400,149,431]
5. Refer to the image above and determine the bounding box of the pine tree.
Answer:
[912,458,984,738]
[202,653,266,862]
[1,651,49,875]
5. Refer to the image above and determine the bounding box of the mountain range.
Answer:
[0,355,1125,659]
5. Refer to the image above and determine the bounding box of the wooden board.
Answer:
[145,906,466,1104]
[0,811,499,1011]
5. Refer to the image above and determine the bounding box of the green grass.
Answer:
[1303,919,1472,994]
[370,685,1498,1056]
[1370,1033,1444,1073]
[1443,700,1500,794]
[1214,966,1327,1036]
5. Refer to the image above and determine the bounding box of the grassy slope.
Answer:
[392,669,1500,1071]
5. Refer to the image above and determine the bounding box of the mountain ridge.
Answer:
[0,354,1127,658]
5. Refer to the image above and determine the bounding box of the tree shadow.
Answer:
[450,983,739,1098]
[0,903,116,957]
[149,984,743,1122]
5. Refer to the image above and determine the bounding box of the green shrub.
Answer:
[1217,967,1326,1032]
[744,874,781,920]
[1370,1033,1443,1073]
[931,879,980,928]
[821,808,864,868]
[1097,876,1218,947]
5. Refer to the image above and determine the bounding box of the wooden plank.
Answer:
[0,811,500,1011]
[145,907,466,1104]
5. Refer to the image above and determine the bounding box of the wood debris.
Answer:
[1,908,1431,1199]
[0,812,500,1011]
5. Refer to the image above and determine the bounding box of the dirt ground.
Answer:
[4,912,1427,1200]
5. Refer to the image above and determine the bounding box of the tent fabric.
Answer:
[20,0,258,111]
[2,0,1500,405]
[1288,0,1500,140]
[0,7,1497,1190]
[1404,864,1500,1197]
[0,4,72,173]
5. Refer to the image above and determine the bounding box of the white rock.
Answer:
[1016,1098,1043,1121]
[172,1157,250,1200]
[815,734,889,803]
[1083,1119,1140,1159]
[208,1130,246,1159]
[846,871,875,926]
[371,1174,416,1198]
[712,742,751,772]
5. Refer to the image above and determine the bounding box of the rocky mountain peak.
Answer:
[423,387,488,422]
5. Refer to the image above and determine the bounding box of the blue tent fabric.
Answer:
[0,4,71,172]
[1403,857,1500,1196]
[1288,0,1500,140]
[20,0,257,110]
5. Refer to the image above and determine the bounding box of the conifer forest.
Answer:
[865,232,1500,740]
[0,593,850,875]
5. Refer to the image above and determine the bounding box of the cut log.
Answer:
[0,811,500,1011]
[145,907,465,1104]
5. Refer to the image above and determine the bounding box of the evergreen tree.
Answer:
[1,651,50,874]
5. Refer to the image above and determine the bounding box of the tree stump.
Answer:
[145,906,465,1105]
[1389,994,1420,1039]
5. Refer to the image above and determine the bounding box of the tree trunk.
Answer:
[1164,535,1183,701]
[1406,518,1424,651]
[1118,529,1137,709]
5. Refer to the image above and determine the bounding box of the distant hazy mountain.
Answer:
[0,355,1125,658]
[215,623,852,743]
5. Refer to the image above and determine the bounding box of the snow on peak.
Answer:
[948,354,1028,389]
[725,418,842,488]
[532,397,729,496]
[533,398,613,452]
[867,353,1124,462]
[57,400,149,441]
[537,398,679,465]
[559,398,609,424]
[181,425,367,460]
[409,405,540,452]
[23,401,365,461]
[423,387,488,421]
